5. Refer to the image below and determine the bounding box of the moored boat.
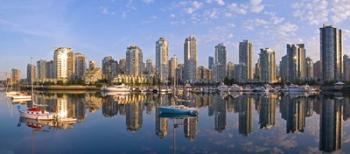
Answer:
[101,84,131,92]
[18,107,56,120]
[158,105,198,116]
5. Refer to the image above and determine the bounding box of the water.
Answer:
[1,91,350,153]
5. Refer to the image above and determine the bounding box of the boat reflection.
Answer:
[9,92,350,153]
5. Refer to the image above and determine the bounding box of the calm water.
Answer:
[1,91,350,153]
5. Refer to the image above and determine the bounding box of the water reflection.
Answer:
[9,92,350,152]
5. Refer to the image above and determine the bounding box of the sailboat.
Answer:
[158,76,198,116]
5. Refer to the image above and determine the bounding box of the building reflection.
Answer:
[258,94,277,129]
[319,95,343,152]
[208,95,226,132]
[155,108,168,138]
[126,102,143,131]
[184,117,198,140]
[280,95,306,133]
[237,95,253,136]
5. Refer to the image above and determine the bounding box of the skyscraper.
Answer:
[145,59,154,76]
[169,55,177,81]
[305,57,314,81]
[75,53,86,80]
[118,58,126,74]
[343,55,350,81]
[37,60,47,80]
[184,36,197,83]
[26,64,36,84]
[54,47,73,79]
[208,56,214,70]
[102,56,118,82]
[156,37,169,83]
[126,45,143,76]
[214,43,227,82]
[280,55,289,82]
[313,60,322,81]
[11,68,21,85]
[320,25,343,82]
[259,48,277,83]
[287,44,306,82]
[239,40,253,82]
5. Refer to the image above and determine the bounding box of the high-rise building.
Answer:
[37,60,48,80]
[305,57,314,81]
[259,48,277,83]
[184,36,197,83]
[11,68,21,85]
[313,60,322,81]
[176,64,184,83]
[214,43,227,82]
[287,44,306,82]
[102,56,118,82]
[75,53,86,80]
[343,55,350,81]
[208,56,214,70]
[126,45,143,76]
[234,64,245,83]
[156,37,169,83]
[27,64,36,84]
[227,62,235,79]
[145,59,154,76]
[54,47,74,79]
[47,60,55,79]
[67,51,76,79]
[280,55,289,82]
[320,25,343,82]
[169,55,177,81]
[197,66,211,82]
[239,40,253,82]
[118,58,126,74]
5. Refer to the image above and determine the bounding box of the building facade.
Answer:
[54,47,74,80]
[320,25,343,82]
[287,44,306,82]
[184,36,197,83]
[259,48,277,83]
[75,53,86,80]
[156,37,169,83]
[27,64,36,84]
[239,40,253,82]
[214,43,227,82]
[126,45,143,76]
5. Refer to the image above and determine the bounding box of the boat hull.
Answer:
[19,110,55,120]
[158,107,197,116]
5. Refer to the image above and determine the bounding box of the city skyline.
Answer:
[1,0,350,79]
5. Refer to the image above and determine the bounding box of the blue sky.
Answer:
[0,0,350,78]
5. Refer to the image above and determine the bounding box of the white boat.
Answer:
[218,82,229,92]
[158,105,198,116]
[101,84,130,92]
[11,94,32,100]
[229,84,242,92]
[5,91,21,97]
[19,107,56,120]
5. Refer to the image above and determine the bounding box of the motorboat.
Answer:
[158,105,198,116]
[5,91,21,97]
[218,82,229,92]
[11,94,32,100]
[229,84,242,92]
[18,107,56,120]
[101,84,131,92]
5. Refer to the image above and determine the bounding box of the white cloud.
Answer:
[332,0,350,23]
[278,22,298,37]
[226,3,248,15]
[250,0,264,13]
[292,0,350,25]
[292,0,329,25]
[215,0,225,6]
[185,1,203,14]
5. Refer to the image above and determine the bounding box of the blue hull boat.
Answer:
[158,106,198,116]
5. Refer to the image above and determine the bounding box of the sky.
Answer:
[0,0,350,79]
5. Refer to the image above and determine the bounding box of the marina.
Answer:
[0,91,350,153]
